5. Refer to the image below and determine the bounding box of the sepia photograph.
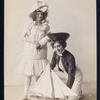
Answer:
[4,0,96,100]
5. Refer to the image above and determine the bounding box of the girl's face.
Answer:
[53,42,64,54]
[36,11,43,21]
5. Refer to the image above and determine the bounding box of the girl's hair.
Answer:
[29,10,48,21]
[50,40,67,49]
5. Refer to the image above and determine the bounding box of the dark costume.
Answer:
[50,49,76,88]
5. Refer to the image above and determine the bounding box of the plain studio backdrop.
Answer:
[4,0,96,86]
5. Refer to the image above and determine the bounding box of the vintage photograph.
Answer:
[4,0,96,100]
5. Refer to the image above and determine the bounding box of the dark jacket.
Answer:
[50,50,76,88]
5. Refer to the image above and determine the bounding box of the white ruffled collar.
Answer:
[30,19,48,25]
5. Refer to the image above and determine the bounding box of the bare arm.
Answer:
[38,24,51,49]
[21,20,34,43]
[21,33,34,43]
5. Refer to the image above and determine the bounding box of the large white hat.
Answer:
[30,1,48,13]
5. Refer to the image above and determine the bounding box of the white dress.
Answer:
[16,19,50,76]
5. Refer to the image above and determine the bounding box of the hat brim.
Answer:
[30,4,48,14]
[36,5,48,11]
[47,32,70,41]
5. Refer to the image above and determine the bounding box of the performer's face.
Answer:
[54,42,64,54]
[36,11,43,21]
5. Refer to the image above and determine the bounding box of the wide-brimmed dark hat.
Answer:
[47,32,70,42]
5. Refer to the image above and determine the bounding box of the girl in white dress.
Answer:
[16,1,50,100]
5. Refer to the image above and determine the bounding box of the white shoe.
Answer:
[30,95,39,97]
[18,95,28,100]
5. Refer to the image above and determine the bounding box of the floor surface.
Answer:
[5,82,96,100]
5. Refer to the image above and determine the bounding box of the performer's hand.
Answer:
[36,43,41,51]
[24,33,28,38]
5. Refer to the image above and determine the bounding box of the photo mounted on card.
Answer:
[4,0,96,100]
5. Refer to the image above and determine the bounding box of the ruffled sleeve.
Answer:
[21,19,33,38]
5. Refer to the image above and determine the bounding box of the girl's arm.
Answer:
[38,24,51,48]
[38,36,50,46]
[21,33,34,43]
[21,20,34,43]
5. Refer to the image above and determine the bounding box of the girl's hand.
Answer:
[36,43,42,51]
[24,33,29,38]
[33,41,42,51]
